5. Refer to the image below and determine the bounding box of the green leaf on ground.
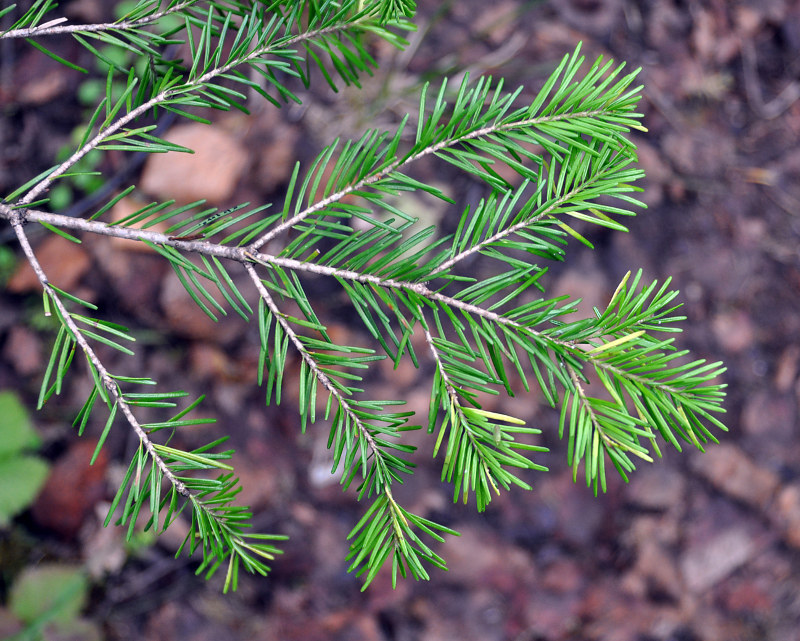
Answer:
[9,564,88,625]
[0,391,49,525]
[0,390,40,457]
[0,456,49,526]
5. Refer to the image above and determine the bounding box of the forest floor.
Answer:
[2,1,800,640]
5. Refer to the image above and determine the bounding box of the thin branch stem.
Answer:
[422,325,460,412]
[244,261,389,480]
[431,161,626,276]
[2,202,544,336]
[14,16,382,207]
[8,218,189,497]
[1,1,198,39]
[567,363,614,451]
[422,322,497,490]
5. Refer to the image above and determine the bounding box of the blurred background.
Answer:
[1,1,800,639]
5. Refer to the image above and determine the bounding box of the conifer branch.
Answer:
[8,216,187,495]
[245,260,386,464]
[1,0,726,590]
[12,7,410,207]
[249,106,640,251]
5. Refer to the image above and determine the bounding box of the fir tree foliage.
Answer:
[1,0,726,591]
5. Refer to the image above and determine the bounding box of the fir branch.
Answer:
[246,260,386,464]
[8,215,189,496]
[7,206,284,587]
[1,200,720,387]
[1,199,726,450]
[1,2,727,590]
[6,2,412,207]
[251,53,644,250]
